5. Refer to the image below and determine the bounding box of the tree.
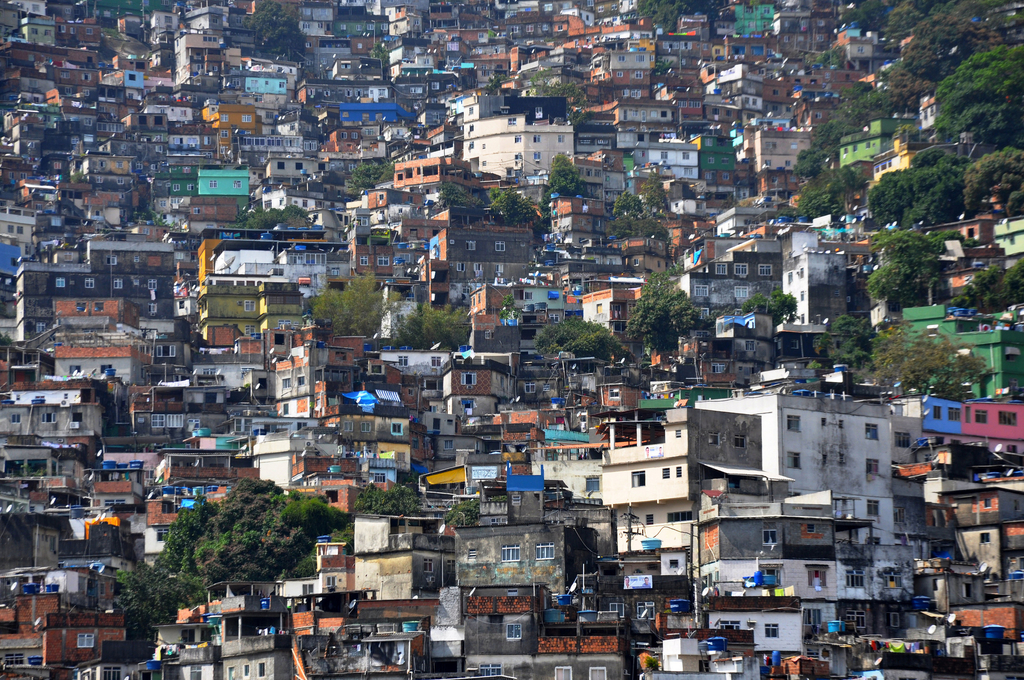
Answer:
[1003,258,1024,305]
[840,0,888,32]
[349,162,395,193]
[872,325,987,400]
[438,182,478,208]
[952,265,1008,312]
[535,317,625,362]
[393,304,469,350]
[353,484,421,516]
[311,274,398,338]
[608,217,668,241]
[741,290,798,326]
[370,41,390,65]
[499,294,519,322]
[542,154,587,222]
[117,563,204,641]
[884,15,1001,111]
[935,45,1024,149]
[637,0,717,28]
[484,73,509,93]
[490,188,539,233]
[867,229,942,308]
[445,499,480,527]
[626,271,701,354]
[884,1,923,43]
[797,166,867,219]
[794,148,828,180]
[613,192,644,219]
[235,205,309,231]
[819,315,874,369]
[652,60,672,76]
[639,172,668,215]
[868,149,972,227]
[244,1,303,58]
[964,148,1024,216]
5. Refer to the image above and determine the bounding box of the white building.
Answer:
[463,115,574,180]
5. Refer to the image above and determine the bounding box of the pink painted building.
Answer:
[961,400,1024,454]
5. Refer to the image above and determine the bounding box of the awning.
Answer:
[411,462,428,474]
[700,462,794,482]
[919,610,945,619]
[424,466,467,485]
[376,389,402,404]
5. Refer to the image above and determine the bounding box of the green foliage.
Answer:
[872,325,987,400]
[868,149,972,227]
[311,274,398,338]
[490,188,539,233]
[740,290,798,326]
[438,182,479,209]
[951,265,1008,312]
[639,173,668,215]
[535,316,626,362]
[608,217,668,241]
[393,304,469,350]
[1003,259,1024,306]
[485,73,510,93]
[244,1,304,58]
[542,154,587,222]
[445,499,480,527]
[652,60,672,76]
[820,315,874,369]
[117,563,205,641]
[884,14,1001,111]
[159,479,350,586]
[530,77,587,109]
[370,41,390,64]
[353,484,421,516]
[796,166,866,219]
[935,45,1024,149]
[794,148,829,180]
[500,294,520,321]
[613,192,645,219]
[813,47,849,70]
[964,148,1024,216]
[235,205,309,231]
[867,229,943,308]
[349,162,395,193]
[884,1,923,43]
[626,271,701,353]
[841,0,888,31]
[637,0,716,28]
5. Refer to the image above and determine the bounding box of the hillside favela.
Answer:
[7,0,1024,678]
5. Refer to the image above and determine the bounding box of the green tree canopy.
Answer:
[608,216,669,241]
[817,315,874,369]
[542,154,587,223]
[117,563,205,641]
[244,1,304,58]
[951,265,1008,312]
[311,274,398,338]
[884,1,923,43]
[840,0,888,31]
[740,290,798,326]
[935,45,1024,149]
[872,325,987,400]
[438,182,479,208]
[626,271,701,353]
[353,484,421,516]
[794,148,829,180]
[867,229,943,308]
[868,149,972,227]
[393,304,469,350]
[964,148,1024,216]
[235,205,309,231]
[639,173,668,215]
[613,192,645,219]
[490,188,540,233]
[349,162,395,193]
[444,499,480,527]
[535,316,625,362]
[1003,258,1024,306]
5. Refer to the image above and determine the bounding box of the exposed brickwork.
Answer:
[538,636,624,654]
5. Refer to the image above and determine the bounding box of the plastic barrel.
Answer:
[771,651,782,667]
[556,594,572,606]
[984,625,1005,639]
[640,538,661,550]
[707,637,727,652]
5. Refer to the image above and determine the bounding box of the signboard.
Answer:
[471,466,498,480]
[645,445,664,459]
[624,575,653,590]
[812,214,832,228]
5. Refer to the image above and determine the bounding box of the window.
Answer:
[763,529,777,545]
[282,378,292,389]
[495,241,506,252]
[807,570,827,588]
[734,434,746,448]
[866,459,879,476]
[734,264,748,276]
[867,500,879,516]
[865,423,879,440]
[480,666,502,677]
[885,571,903,588]
[694,285,709,297]
[888,612,901,628]
[56,277,65,288]
[536,543,555,560]
[257,664,266,678]
[377,256,390,267]
[717,620,741,630]
[709,432,721,445]
[716,263,728,275]
[759,264,772,276]
[894,507,906,524]
[586,477,600,492]
[590,669,606,680]
[462,373,477,386]
[41,412,56,424]
[106,255,117,265]
[556,668,572,680]
[77,634,95,648]
[895,431,911,448]
[151,414,166,428]
[845,610,866,629]
[10,414,20,424]
[667,511,692,522]
[980,532,991,544]
[501,545,521,562]
[85,278,95,289]
[148,279,158,290]
[662,467,671,479]
[636,602,655,619]
[735,286,749,299]
[645,514,654,525]
[764,623,779,638]
[1000,411,1018,426]
[949,407,961,421]
[846,570,865,587]
[786,451,801,468]
[244,300,256,312]
[361,422,372,433]
[632,471,646,487]
[787,415,801,431]
[976,409,988,424]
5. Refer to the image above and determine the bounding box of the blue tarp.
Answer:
[343,391,377,413]
[506,462,544,491]
[411,462,429,474]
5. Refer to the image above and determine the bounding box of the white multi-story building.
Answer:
[463,114,574,181]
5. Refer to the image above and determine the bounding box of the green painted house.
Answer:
[995,218,1024,259]
[198,167,250,209]
[904,304,1024,398]
[839,118,916,167]
[694,135,735,171]
[733,2,775,34]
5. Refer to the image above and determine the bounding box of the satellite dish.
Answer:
[822,318,829,325]
[995,444,1003,452]
[701,587,711,597]
[431,342,441,350]
[947,613,956,624]
[873,658,882,666]
[33,618,41,627]
[438,523,446,535]
[569,581,578,593]
[49,498,56,506]
[347,600,357,610]
[515,396,521,402]
[928,624,937,634]
[9,582,17,592]
[979,562,989,573]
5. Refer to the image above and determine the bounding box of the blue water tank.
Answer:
[771,651,782,667]
[706,637,727,652]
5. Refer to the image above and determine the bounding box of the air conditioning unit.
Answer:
[425,575,435,584]
[68,422,80,429]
